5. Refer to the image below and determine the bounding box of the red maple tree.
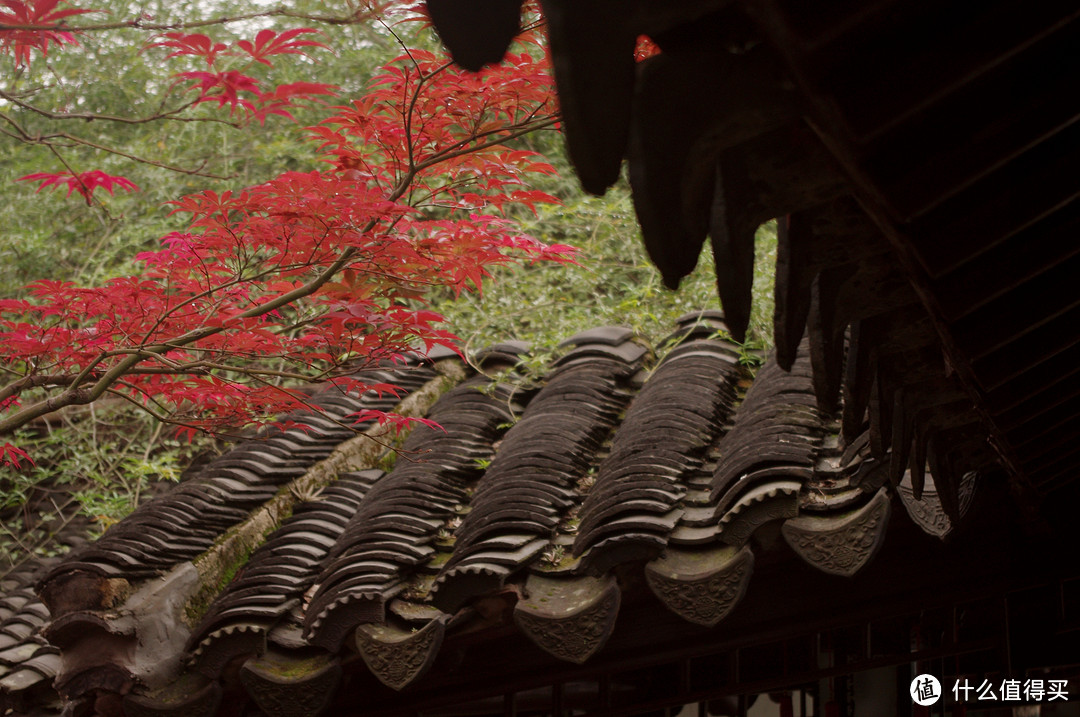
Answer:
[0,1,570,466]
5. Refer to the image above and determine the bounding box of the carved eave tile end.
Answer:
[897,469,977,540]
[645,544,754,627]
[354,615,449,691]
[239,647,342,716]
[429,563,511,615]
[513,574,620,665]
[781,487,891,577]
[188,622,269,679]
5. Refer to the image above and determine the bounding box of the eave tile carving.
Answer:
[514,574,620,665]
[781,488,891,577]
[238,647,342,717]
[354,615,449,691]
[645,544,754,627]
[897,470,977,539]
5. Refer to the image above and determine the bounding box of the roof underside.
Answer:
[428,0,1080,504]
[753,0,1080,498]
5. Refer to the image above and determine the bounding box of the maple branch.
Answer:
[112,367,380,442]
[0,108,32,140]
[0,7,380,34]
[0,240,366,434]
[0,89,235,127]
[135,264,284,347]
[64,351,112,395]
[5,123,228,178]
[127,363,317,382]
[414,115,559,173]
[1,92,228,178]
[74,347,335,383]
[0,373,76,401]
[404,60,454,173]
[378,15,453,177]
[105,384,253,442]
[44,132,230,178]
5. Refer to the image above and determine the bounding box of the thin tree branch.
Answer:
[0,90,235,127]
[0,7,381,34]
[45,133,231,178]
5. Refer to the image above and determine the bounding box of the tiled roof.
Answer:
[1,312,977,716]
[1,563,61,716]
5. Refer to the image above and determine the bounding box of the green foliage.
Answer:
[0,404,211,574]
[434,133,778,357]
[0,0,395,295]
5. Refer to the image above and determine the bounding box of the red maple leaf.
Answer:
[18,170,140,204]
[246,81,338,124]
[236,28,327,66]
[0,6,568,447]
[177,70,261,114]
[1,442,34,469]
[150,32,228,66]
[0,0,95,66]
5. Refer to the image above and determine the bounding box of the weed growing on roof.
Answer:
[541,544,565,566]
